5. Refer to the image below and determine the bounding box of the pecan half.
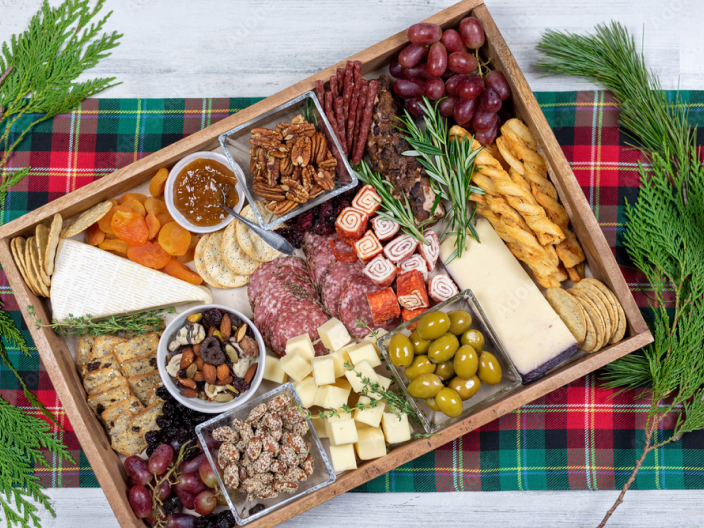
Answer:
[312,132,328,164]
[279,154,293,177]
[267,199,298,215]
[252,184,285,201]
[301,165,315,191]
[280,178,309,203]
[250,128,286,154]
[314,169,335,191]
[265,154,280,186]
[318,156,337,171]
[290,136,312,167]
[309,185,325,199]
[290,166,302,182]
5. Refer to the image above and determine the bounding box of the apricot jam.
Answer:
[173,158,239,227]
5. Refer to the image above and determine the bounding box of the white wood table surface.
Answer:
[2,0,704,526]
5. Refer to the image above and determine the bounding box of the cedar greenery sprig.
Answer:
[397,96,485,262]
[0,396,74,528]
[0,0,122,202]
[538,22,704,527]
[29,306,173,337]
[354,160,432,245]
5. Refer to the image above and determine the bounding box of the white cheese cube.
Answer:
[293,376,318,408]
[285,334,315,362]
[312,356,336,386]
[312,417,327,438]
[317,318,351,351]
[262,356,288,384]
[328,418,359,446]
[280,352,313,382]
[329,443,357,472]
[344,360,379,393]
[368,374,392,401]
[382,412,412,444]
[333,377,352,392]
[323,412,353,437]
[314,385,350,409]
[347,342,381,368]
[353,395,385,428]
[355,427,387,460]
[329,346,353,378]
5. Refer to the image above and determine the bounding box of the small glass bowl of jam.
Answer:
[164,151,246,233]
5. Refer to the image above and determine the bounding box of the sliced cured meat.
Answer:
[321,260,364,318]
[260,297,322,344]
[248,256,308,303]
[306,236,354,288]
[269,304,329,356]
[253,281,318,335]
[338,276,400,338]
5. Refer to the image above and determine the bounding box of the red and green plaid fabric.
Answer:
[1,93,703,493]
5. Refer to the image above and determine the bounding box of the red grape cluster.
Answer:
[390,17,512,145]
[125,439,236,528]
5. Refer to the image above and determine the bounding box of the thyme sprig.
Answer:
[397,96,485,262]
[539,22,704,527]
[29,306,173,337]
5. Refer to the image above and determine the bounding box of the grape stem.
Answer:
[148,440,194,527]
[474,49,492,77]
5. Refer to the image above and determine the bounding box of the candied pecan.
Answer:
[300,454,315,476]
[247,403,268,424]
[291,420,309,437]
[239,465,249,482]
[315,169,334,191]
[283,466,307,483]
[282,432,306,453]
[246,436,263,461]
[274,478,298,494]
[252,451,273,474]
[268,393,293,412]
[279,444,298,467]
[261,434,280,456]
[212,426,239,443]
[290,136,312,167]
[239,422,254,443]
[261,411,282,431]
[224,463,240,489]
[268,426,283,442]
[256,483,278,500]
[281,406,307,425]
[218,443,240,467]
[269,460,286,474]
[241,477,261,494]
[296,443,310,464]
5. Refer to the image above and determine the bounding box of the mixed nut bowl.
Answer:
[157,304,266,413]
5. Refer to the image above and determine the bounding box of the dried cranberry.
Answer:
[292,210,315,231]
[202,308,223,328]
[248,504,266,516]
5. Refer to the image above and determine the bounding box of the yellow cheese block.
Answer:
[293,376,318,408]
[312,417,327,438]
[323,412,353,437]
[314,385,350,409]
[382,412,412,444]
[312,355,336,386]
[329,345,353,378]
[329,443,357,472]
[345,360,379,393]
[263,356,288,384]
[285,333,315,362]
[355,426,387,460]
[333,377,352,392]
[328,418,359,446]
[347,342,381,368]
[353,395,385,428]
[280,352,313,382]
[317,318,351,351]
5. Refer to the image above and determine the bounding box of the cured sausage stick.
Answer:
[315,80,325,107]
[351,79,378,165]
[334,96,347,156]
[346,61,362,153]
[342,61,354,123]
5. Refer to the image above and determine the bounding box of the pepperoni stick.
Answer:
[351,79,378,165]
[324,91,340,141]
[346,62,362,152]
[352,80,368,157]
[329,75,338,100]
[342,61,354,123]
[334,96,347,156]
[336,68,345,95]
[315,80,325,106]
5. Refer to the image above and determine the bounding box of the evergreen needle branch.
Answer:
[539,22,704,527]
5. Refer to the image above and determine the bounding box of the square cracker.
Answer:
[100,396,144,425]
[147,386,164,406]
[83,367,123,394]
[81,353,119,378]
[129,401,164,437]
[128,370,161,405]
[87,383,131,413]
[109,411,147,456]
[90,335,126,363]
[120,351,157,378]
[114,333,159,364]
[89,375,130,396]
[77,335,99,368]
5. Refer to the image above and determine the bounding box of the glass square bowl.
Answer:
[218,91,358,231]
[195,383,335,525]
[377,290,522,434]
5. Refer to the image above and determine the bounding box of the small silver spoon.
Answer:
[220,188,295,255]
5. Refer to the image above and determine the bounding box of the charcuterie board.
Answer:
[0,1,652,527]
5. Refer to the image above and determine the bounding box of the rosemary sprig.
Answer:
[396,96,485,262]
[0,0,122,202]
[354,160,432,245]
[538,22,704,527]
[29,306,173,337]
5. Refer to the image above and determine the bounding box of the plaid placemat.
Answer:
[1,93,703,492]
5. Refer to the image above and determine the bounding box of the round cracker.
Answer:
[221,219,260,275]
[11,237,38,296]
[570,289,605,352]
[61,201,113,238]
[45,213,63,276]
[236,203,281,263]
[573,283,612,340]
[204,230,249,289]
[25,236,50,297]
[580,278,627,344]
[35,224,51,285]
[545,287,587,343]
[576,299,596,352]
[194,234,220,288]
[575,280,617,339]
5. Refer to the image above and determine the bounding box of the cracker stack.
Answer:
[78,332,164,456]
[546,278,627,353]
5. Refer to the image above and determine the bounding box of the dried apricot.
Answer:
[111,210,149,246]
[86,223,105,246]
[98,205,132,235]
[127,242,171,269]
[119,193,148,205]
[149,168,169,197]
[109,198,119,206]
[158,222,191,256]
[99,238,130,254]
[120,198,146,216]
[175,234,199,264]
[156,211,175,226]
[164,259,203,286]
[146,213,161,239]
[145,197,168,216]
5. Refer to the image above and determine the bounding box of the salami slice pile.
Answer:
[247,256,328,357]
[303,231,400,338]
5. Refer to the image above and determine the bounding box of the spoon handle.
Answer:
[222,203,295,256]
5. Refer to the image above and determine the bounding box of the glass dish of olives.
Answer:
[377,290,522,434]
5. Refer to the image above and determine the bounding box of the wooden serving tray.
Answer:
[0,1,652,526]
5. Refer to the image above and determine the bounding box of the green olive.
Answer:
[478,352,502,385]
[434,387,463,417]
[448,310,472,335]
[425,397,441,412]
[434,360,455,382]
[461,329,485,351]
[404,355,436,380]
[449,376,481,400]
[416,312,451,341]
[407,373,443,399]
[427,333,459,364]
[410,330,430,354]
[388,333,414,368]
[453,345,479,379]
